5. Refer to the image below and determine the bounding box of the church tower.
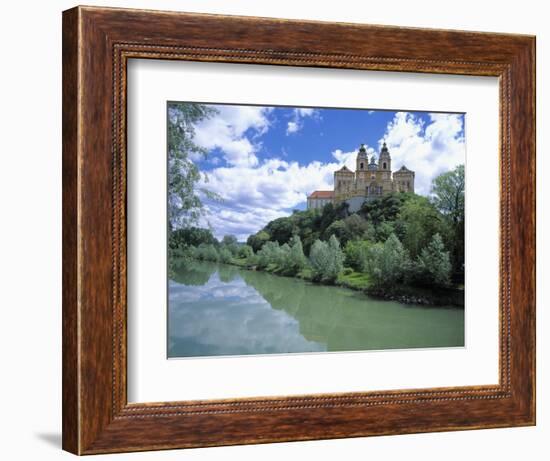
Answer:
[356,144,368,171]
[378,142,391,171]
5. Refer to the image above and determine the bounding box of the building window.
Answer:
[360,162,364,169]
[383,162,387,169]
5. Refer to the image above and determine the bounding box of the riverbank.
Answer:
[207,256,464,307]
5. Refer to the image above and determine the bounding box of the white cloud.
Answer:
[193,105,272,167]
[380,112,465,195]
[286,121,299,134]
[286,107,319,135]
[199,157,342,240]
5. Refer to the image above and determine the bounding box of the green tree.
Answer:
[309,236,344,283]
[192,243,219,262]
[256,241,281,269]
[282,235,308,275]
[366,233,411,288]
[431,164,465,224]
[218,247,233,264]
[247,230,271,252]
[221,234,240,255]
[238,244,254,260]
[265,217,295,245]
[344,240,371,272]
[415,233,452,287]
[431,165,465,280]
[397,195,448,259]
[167,102,218,230]
[168,227,216,250]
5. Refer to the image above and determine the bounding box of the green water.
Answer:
[168,260,464,358]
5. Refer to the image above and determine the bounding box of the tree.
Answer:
[322,214,370,246]
[218,247,233,264]
[256,241,282,269]
[238,245,254,260]
[415,233,452,287]
[265,217,295,245]
[168,227,216,250]
[247,230,271,252]
[192,243,219,262]
[431,165,465,280]
[366,233,411,288]
[359,193,411,225]
[397,195,448,259]
[282,235,308,275]
[221,235,238,246]
[167,102,218,230]
[431,165,465,224]
[221,234,240,256]
[309,236,344,283]
[344,240,371,272]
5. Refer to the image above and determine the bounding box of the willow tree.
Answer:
[167,102,218,231]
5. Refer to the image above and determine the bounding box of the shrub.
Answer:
[414,233,451,287]
[344,240,371,272]
[281,235,308,275]
[218,247,233,264]
[309,235,344,283]
[192,243,219,262]
[256,241,281,269]
[238,244,254,260]
[247,230,271,252]
[365,233,411,288]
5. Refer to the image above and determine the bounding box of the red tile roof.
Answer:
[308,190,334,199]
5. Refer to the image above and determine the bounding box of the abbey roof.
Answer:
[308,190,334,199]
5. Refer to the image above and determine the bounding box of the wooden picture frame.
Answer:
[62,5,536,455]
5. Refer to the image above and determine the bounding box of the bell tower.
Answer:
[356,144,368,171]
[378,142,391,171]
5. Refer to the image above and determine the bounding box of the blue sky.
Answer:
[180,103,465,241]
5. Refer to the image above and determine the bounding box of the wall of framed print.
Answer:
[0,1,546,461]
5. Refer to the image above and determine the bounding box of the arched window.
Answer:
[360,162,364,169]
[383,162,387,169]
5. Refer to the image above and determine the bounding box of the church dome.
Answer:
[368,155,378,170]
[357,143,368,158]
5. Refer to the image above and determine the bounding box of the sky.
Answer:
[179,103,465,241]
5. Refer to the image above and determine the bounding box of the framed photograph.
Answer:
[62,5,535,455]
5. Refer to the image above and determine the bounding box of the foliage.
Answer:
[359,193,412,225]
[264,217,295,245]
[167,102,218,230]
[322,214,371,246]
[430,164,465,280]
[281,236,308,275]
[365,233,411,288]
[431,164,465,224]
[168,226,216,250]
[247,230,271,253]
[238,244,254,260]
[414,233,452,287]
[397,195,448,259]
[344,240,371,272]
[191,243,219,262]
[256,241,282,269]
[221,234,240,256]
[309,235,344,283]
[217,247,233,264]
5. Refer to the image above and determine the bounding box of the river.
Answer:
[168,260,464,358]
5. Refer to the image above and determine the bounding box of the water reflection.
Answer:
[168,261,464,358]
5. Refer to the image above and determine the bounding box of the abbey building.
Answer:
[307,143,415,211]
